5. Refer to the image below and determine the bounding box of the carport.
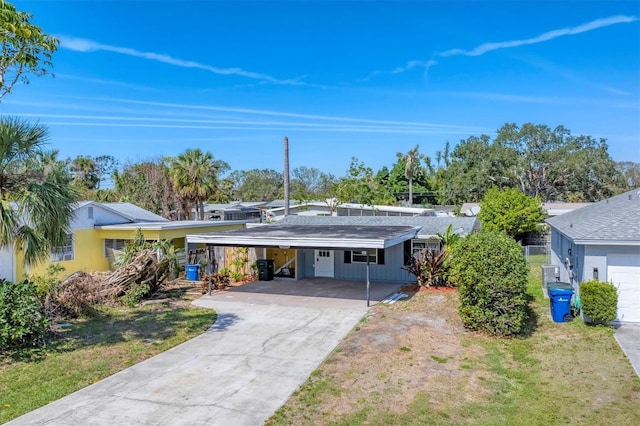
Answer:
[186,223,419,305]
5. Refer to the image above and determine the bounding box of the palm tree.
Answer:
[169,149,220,220]
[0,116,79,266]
[70,155,99,191]
[396,144,423,205]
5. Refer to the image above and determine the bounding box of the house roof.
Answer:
[187,224,417,249]
[101,202,169,223]
[461,201,593,217]
[546,189,640,245]
[187,215,479,249]
[96,220,249,231]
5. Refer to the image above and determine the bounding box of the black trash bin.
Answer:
[256,259,274,281]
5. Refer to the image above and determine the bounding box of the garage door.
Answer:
[608,254,640,323]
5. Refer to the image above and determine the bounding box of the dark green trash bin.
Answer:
[256,259,274,281]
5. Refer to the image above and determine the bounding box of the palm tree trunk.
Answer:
[409,178,413,205]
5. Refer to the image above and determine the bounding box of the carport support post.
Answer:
[366,252,371,307]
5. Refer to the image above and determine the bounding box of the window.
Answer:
[50,233,74,262]
[411,239,441,255]
[352,249,377,264]
[105,239,127,258]
[88,206,94,219]
[404,239,441,265]
[343,249,385,265]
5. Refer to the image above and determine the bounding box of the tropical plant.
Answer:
[396,145,424,205]
[69,155,99,190]
[403,249,449,287]
[169,149,226,220]
[0,116,79,266]
[0,1,59,100]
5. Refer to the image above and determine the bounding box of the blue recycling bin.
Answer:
[185,264,200,281]
[548,282,574,322]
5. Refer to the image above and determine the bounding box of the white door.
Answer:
[607,255,640,323]
[314,250,334,278]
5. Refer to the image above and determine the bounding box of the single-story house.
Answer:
[186,215,480,295]
[265,200,436,221]
[0,201,247,282]
[546,189,640,323]
[461,201,592,217]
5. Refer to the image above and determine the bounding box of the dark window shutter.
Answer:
[343,250,351,264]
[403,240,412,265]
[377,248,385,265]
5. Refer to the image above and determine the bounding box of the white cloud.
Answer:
[58,36,305,86]
[441,15,638,57]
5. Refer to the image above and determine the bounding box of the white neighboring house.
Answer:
[546,189,640,323]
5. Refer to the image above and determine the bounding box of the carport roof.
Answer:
[187,224,418,249]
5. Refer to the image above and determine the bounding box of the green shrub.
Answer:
[119,281,151,308]
[450,230,530,337]
[0,279,49,350]
[580,279,618,324]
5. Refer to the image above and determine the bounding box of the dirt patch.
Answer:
[280,290,489,422]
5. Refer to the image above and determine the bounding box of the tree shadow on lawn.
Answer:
[3,304,216,363]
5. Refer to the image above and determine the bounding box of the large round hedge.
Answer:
[450,230,529,336]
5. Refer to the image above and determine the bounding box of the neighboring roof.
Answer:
[460,201,593,217]
[101,202,169,223]
[268,201,435,216]
[460,203,481,216]
[96,220,249,231]
[543,202,592,216]
[204,201,266,211]
[279,215,479,239]
[546,189,640,245]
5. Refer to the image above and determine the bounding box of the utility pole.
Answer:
[284,136,290,216]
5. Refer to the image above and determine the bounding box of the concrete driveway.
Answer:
[8,279,401,425]
[615,323,640,378]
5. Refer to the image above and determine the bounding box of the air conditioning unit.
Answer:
[541,265,560,294]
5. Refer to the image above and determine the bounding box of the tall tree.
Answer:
[0,116,79,265]
[495,123,622,202]
[69,155,99,191]
[169,149,224,220]
[478,187,545,242]
[333,157,394,207]
[396,145,424,205]
[113,159,179,219]
[290,166,336,201]
[440,135,512,204]
[232,168,283,201]
[0,1,58,100]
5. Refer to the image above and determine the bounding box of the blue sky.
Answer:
[4,0,639,178]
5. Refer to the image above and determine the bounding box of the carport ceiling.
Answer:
[187,224,419,250]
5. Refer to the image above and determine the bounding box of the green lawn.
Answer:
[0,301,216,423]
[268,258,640,425]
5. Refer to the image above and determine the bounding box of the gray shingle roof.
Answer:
[102,203,169,223]
[546,189,640,243]
[278,215,480,238]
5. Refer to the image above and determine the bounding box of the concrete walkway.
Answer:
[614,323,640,378]
[8,280,399,425]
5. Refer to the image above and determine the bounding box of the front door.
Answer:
[314,249,334,277]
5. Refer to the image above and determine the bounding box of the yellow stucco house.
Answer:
[0,201,247,282]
